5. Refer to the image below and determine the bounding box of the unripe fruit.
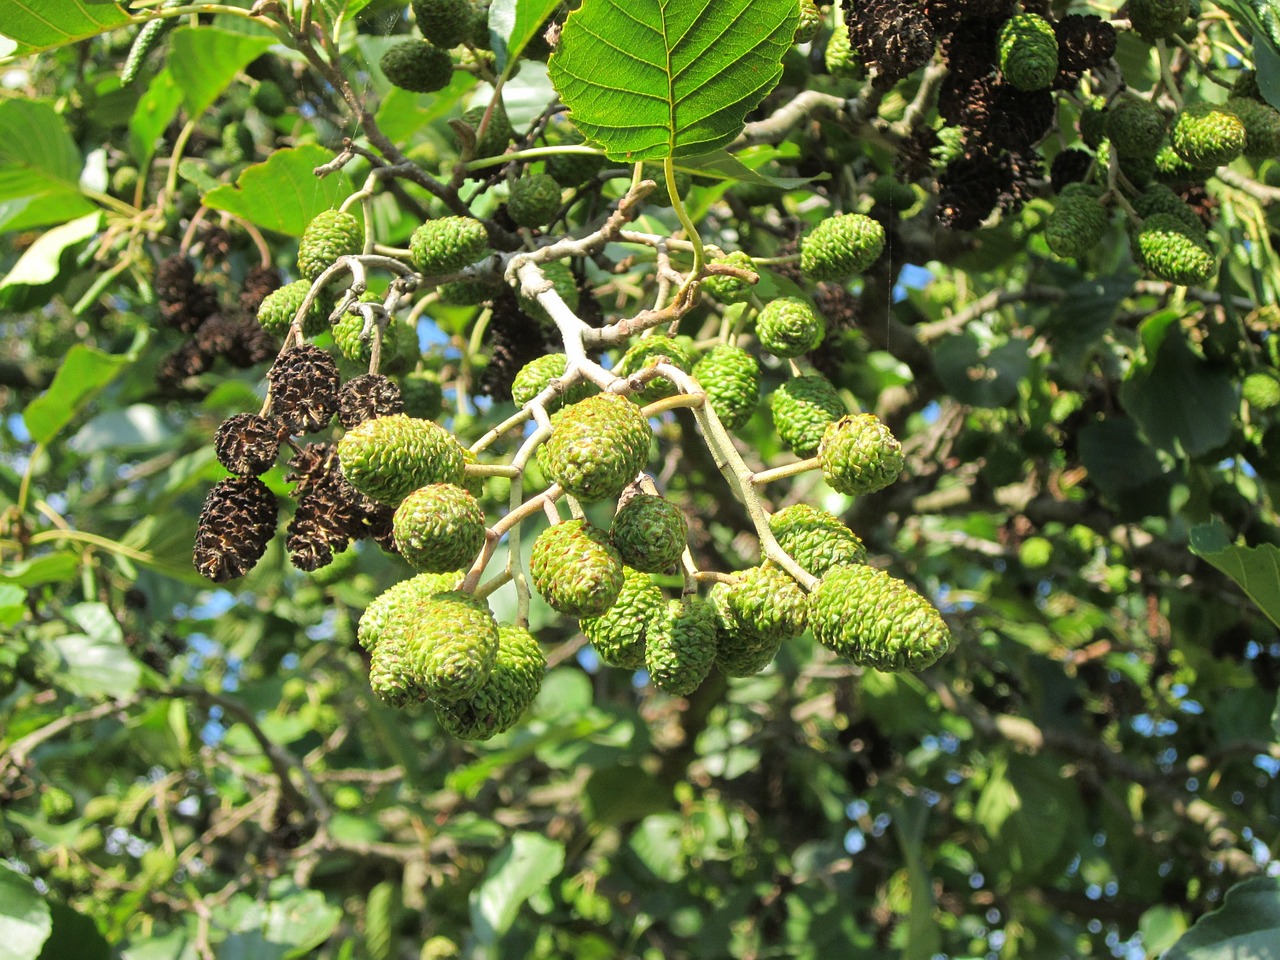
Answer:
[511,353,596,411]
[645,598,718,696]
[404,590,499,701]
[392,483,486,572]
[1243,371,1280,410]
[461,103,514,158]
[769,375,846,457]
[540,393,651,502]
[380,40,454,94]
[1132,183,1203,233]
[809,563,952,671]
[997,14,1059,91]
[755,297,826,358]
[412,0,472,48]
[435,624,546,739]
[768,503,866,577]
[1129,0,1190,41]
[1171,103,1247,168]
[257,279,328,337]
[610,493,688,573]
[507,173,563,228]
[800,213,886,282]
[1105,98,1167,161]
[1132,213,1217,286]
[530,519,625,617]
[410,217,490,275]
[1044,188,1110,259]
[700,251,757,303]
[1226,97,1280,158]
[824,22,860,78]
[298,209,364,281]
[358,571,464,652]
[580,566,665,669]
[616,334,698,405]
[338,413,466,505]
[795,0,822,44]
[693,344,761,432]
[400,371,444,420]
[818,413,905,496]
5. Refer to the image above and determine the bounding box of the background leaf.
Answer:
[1188,522,1280,628]
[547,0,797,160]
[0,0,133,56]
[167,26,274,121]
[0,863,52,960]
[489,0,561,74]
[0,100,95,232]
[1163,877,1280,959]
[203,145,356,237]
[0,212,100,294]
[469,832,565,945]
[22,343,135,445]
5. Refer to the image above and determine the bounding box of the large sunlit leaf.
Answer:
[1189,521,1280,629]
[22,343,135,445]
[0,211,100,295]
[0,862,52,960]
[1163,877,1280,959]
[0,0,134,57]
[469,833,565,945]
[203,144,356,237]
[0,100,95,232]
[547,0,797,161]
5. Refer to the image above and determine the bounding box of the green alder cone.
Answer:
[298,209,364,281]
[257,279,328,337]
[693,344,761,432]
[1243,371,1280,410]
[539,393,651,502]
[511,353,596,411]
[1152,142,1215,183]
[545,125,608,187]
[412,0,472,48]
[708,577,783,677]
[824,21,860,78]
[380,40,454,94]
[1133,213,1217,286]
[616,334,698,405]
[769,375,846,457]
[400,371,444,420]
[610,493,688,573]
[722,564,808,643]
[518,260,580,325]
[252,80,286,117]
[1105,98,1167,160]
[461,103,514,158]
[997,14,1058,91]
[404,590,499,701]
[1132,183,1203,232]
[645,598,718,696]
[1226,97,1280,158]
[755,297,826,358]
[409,217,490,276]
[357,571,464,652]
[369,631,426,706]
[332,308,415,365]
[436,275,503,305]
[1044,190,1110,259]
[795,0,822,44]
[435,624,546,739]
[580,566,665,669]
[338,413,466,505]
[700,251,757,303]
[1129,0,1190,41]
[391,483,486,573]
[1171,103,1247,168]
[1078,96,1109,149]
[507,173,563,228]
[809,563,952,671]
[818,413,905,496]
[800,213,886,282]
[529,519,626,617]
[768,503,866,577]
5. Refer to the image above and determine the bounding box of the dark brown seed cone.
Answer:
[1054,14,1115,73]
[214,413,284,476]
[989,85,1055,152]
[937,153,1011,229]
[923,0,1013,32]
[997,149,1043,214]
[225,317,279,368]
[199,226,234,263]
[155,255,219,333]
[364,502,399,554]
[286,443,397,554]
[193,313,240,356]
[193,476,278,582]
[814,283,860,329]
[157,341,212,386]
[239,265,283,316]
[846,0,937,83]
[337,374,404,428]
[155,255,195,306]
[267,344,340,434]
[897,126,940,182]
[286,492,353,570]
[1176,184,1218,229]
[286,442,336,496]
[477,291,552,402]
[1050,148,1094,192]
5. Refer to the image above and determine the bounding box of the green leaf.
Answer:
[129,67,183,162]
[469,832,566,945]
[1163,877,1280,959]
[583,763,672,826]
[0,212,100,293]
[35,902,111,960]
[1189,521,1280,629]
[628,812,686,883]
[48,633,142,698]
[892,796,940,960]
[0,0,134,57]
[167,26,273,121]
[0,100,95,232]
[678,147,821,187]
[1140,905,1189,956]
[203,145,356,237]
[1078,417,1165,498]
[0,552,81,587]
[489,0,561,73]
[22,343,135,445]
[0,583,24,627]
[547,0,797,161]
[0,862,52,960]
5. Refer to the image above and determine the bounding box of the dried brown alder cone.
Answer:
[193,476,278,582]
[267,344,341,434]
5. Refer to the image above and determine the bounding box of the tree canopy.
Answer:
[2,0,1280,958]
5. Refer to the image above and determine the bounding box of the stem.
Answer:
[665,155,704,287]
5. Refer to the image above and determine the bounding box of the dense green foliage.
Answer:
[3,0,1280,958]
